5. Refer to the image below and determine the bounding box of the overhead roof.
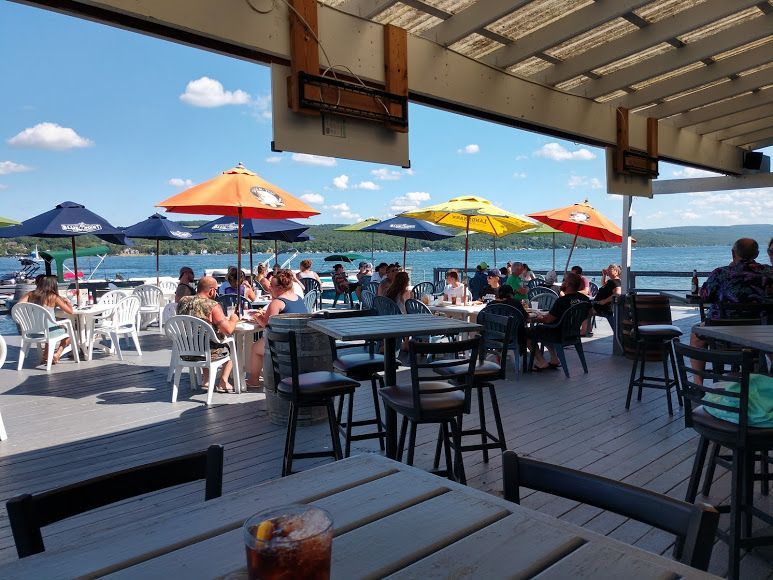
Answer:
[329,0,773,151]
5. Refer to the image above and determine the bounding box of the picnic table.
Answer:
[0,454,717,579]
[428,300,486,322]
[308,314,481,459]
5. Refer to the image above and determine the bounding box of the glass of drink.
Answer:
[227,305,235,318]
[451,296,457,305]
[421,294,430,306]
[531,301,539,310]
[244,504,333,580]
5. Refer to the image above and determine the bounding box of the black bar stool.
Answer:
[266,330,359,476]
[626,292,683,415]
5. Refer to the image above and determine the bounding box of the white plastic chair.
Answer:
[159,280,178,294]
[164,315,236,405]
[11,303,80,372]
[133,285,165,333]
[98,289,131,305]
[0,334,7,440]
[92,296,142,360]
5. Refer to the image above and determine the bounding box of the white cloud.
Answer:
[515,154,528,161]
[0,184,7,190]
[300,192,325,204]
[292,153,337,167]
[8,122,93,150]
[534,142,596,161]
[645,188,773,226]
[458,144,480,154]
[168,178,194,187]
[670,167,720,178]
[513,172,527,179]
[265,156,282,164]
[355,181,380,190]
[250,94,272,122]
[371,168,408,181]
[324,202,360,222]
[389,191,430,213]
[179,77,250,107]
[333,174,349,189]
[567,175,602,189]
[0,161,32,175]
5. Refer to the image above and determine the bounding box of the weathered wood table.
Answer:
[309,314,481,459]
[0,454,718,579]
[693,324,773,353]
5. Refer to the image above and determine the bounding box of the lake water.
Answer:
[0,245,738,335]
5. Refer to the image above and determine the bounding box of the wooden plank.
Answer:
[384,24,408,132]
[692,325,773,352]
[388,512,586,579]
[288,0,320,113]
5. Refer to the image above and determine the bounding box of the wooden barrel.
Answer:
[263,313,332,426]
[622,293,675,361]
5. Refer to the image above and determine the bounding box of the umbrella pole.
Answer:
[71,237,80,307]
[249,237,253,281]
[564,227,579,275]
[237,208,243,316]
[274,239,278,267]
[156,239,160,286]
[552,233,556,271]
[371,232,374,263]
[493,237,497,268]
[403,237,407,268]
[463,217,470,304]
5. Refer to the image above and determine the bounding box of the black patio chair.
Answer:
[362,281,380,296]
[528,301,591,378]
[588,281,599,297]
[671,340,773,579]
[302,289,320,312]
[478,303,526,377]
[300,277,322,309]
[502,450,719,572]
[373,296,401,316]
[404,297,431,315]
[411,282,436,300]
[360,289,376,311]
[527,278,548,290]
[7,445,224,558]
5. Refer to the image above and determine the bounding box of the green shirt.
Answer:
[505,275,527,297]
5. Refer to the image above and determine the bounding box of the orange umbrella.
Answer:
[528,200,623,273]
[157,163,319,310]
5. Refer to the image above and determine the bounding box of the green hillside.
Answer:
[1,223,770,256]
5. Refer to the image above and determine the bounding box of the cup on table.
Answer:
[420,294,430,306]
[451,296,457,305]
[244,504,333,580]
[531,301,539,310]
[227,306,235,318]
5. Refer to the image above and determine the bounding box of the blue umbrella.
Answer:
[0,201,125,303]
[123,213,206,284]
[362,217,455,266]
[195,217,309,271]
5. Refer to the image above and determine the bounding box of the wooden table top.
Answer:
[0,455,717,579]
[308,314,481,341]
[693,324,773,353]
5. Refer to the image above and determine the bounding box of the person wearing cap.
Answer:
[174,266,196,302]
[469,261,489,300]
[479,269,502,302]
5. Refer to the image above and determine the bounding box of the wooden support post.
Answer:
[384,24,408,133]
[288,0,320,115]
[614,107,629,174]
[647,117,658,176]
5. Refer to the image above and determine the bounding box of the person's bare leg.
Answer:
[217,360,234,391]
[689,332,707,384]
[545,346,559,365]
[528,338,548,368]
[247,338,265,386]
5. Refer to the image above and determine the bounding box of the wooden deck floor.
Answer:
[0,307,771,578]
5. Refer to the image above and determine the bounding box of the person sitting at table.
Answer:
[521,263,536,283]
[332,263,361,303]
[296,259,322,286]
[528,273,589,371]
[377,264,399,297]
[570,265,591,296]
[468,262,489,300]
[177,276,239,393]
[479,269,502,303]
[175,266,196,302]
[505,262,528,301]
[591,264,621,317]
[255,264,271,293]
[443,270,466,303]
[767,237,773,266]
[371,262,388,285]
[386,271,411,314]
[357,262,373,286]
[247,269,308,387]
[689,238,772,381]
[219,266,256,302]
[19,275,74,364]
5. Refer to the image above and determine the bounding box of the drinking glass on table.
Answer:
[531,301,539,310]
[244,504,333,580]
[227,305,235,318]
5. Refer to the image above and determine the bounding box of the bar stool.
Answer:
[432,310,514,465]
[323,309,386,456]
[266,330,359,476]
[626,292,683,415]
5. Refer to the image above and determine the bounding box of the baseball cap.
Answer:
[486,269,500,277]
[478,262,489,270]
[179,266,194,278]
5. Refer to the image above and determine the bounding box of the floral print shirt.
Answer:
[699,259,772,319]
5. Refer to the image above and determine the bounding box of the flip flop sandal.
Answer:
[215,385,236,394]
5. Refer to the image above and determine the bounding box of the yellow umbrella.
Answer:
[402,196,534,295]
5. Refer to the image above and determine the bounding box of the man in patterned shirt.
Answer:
[690,238,772,377]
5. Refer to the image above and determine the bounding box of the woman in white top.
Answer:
[443,270,465,301]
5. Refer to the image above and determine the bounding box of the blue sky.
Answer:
[1,2,771,230]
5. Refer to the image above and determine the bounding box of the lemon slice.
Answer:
[256,520,274,541]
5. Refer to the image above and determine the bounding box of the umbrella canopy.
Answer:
[123,213,206,284]
[324,253,367,263]
[517,223,564,271]
[156,163,319,313]
[402,196,534,296]
[362,217,454,266]
[0,201,124,304]
[528,200,623,273]
[0,216,20,228]
[335,217,380,262]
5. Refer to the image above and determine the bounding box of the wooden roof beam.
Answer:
[338,0,397,20]
[667,89,773,128]
[705,116,773,141]
[480,0,651,70]
[690,103,773,135]
[579,14,772,100]
[537,0,763,86]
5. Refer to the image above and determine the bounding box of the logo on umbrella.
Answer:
[170,230,192,238]
[61,223,103,233]
[251,186,285,208]
[212,223,239,231]
[569,211,591,223]
[390,223,416,230]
